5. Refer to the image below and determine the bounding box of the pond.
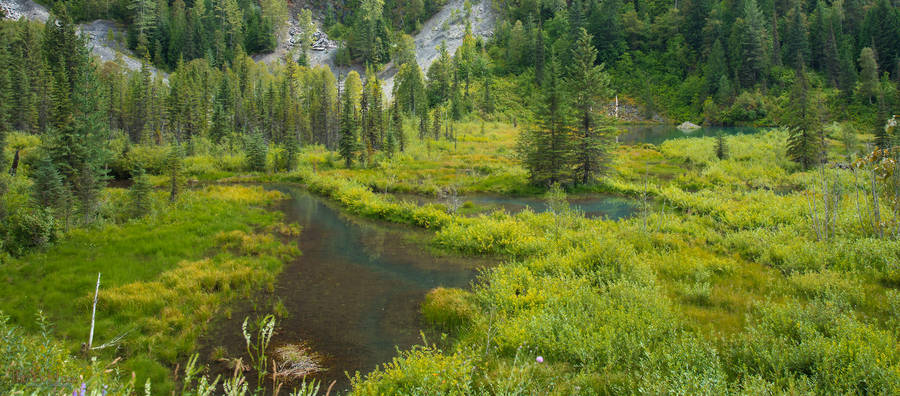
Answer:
[386,193,638,220]
[617,125,768,146]
[202,185,489,393]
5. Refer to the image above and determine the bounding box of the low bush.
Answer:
[422,287,476,332]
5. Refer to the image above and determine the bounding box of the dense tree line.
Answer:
[488,0,900,123]
[42,0,285,69]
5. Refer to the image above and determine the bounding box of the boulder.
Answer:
[677,121,701,131]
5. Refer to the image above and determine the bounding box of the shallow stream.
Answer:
[202,185,488,393]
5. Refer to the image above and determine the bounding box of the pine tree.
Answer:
[418,112,428,140]
[857,47,879,104]
[43,37,108,225]
[517,51,571,186]
[339,82,359,167]
[534,25,545,84]
[861,0,900,74]
[0,44,9,132]
[736,0,769,88]
[426,41,452,106]
[32,156,67,213]
[569,29,612,185]
[395,61,426,115]
[385,126,396,157]
[787,61,822,170]
[128,167,152,218]
[783,7,810,69]
[392,101,405,152]
[431,107,442,140]
[704,39,728,95]
[284,133,299,171]
[715,133,728,160]
[246,130,268,172]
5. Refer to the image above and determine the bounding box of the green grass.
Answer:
[245,124,900,394]
[4,120,899,394]
[0,185,296,393]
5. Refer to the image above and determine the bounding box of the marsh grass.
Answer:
[267,126,900,393]
[0,185,297,393]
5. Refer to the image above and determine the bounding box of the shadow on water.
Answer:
[617,125,768,146]
[463,195,637,220]
[387,193,638,220]
[200,185,490,394]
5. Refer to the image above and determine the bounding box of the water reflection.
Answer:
[617,125,767,145]
[264,186,486,392]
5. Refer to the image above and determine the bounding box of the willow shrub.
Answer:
[421,287,477,333]
[350,344,475,395]
[729,300,900,394]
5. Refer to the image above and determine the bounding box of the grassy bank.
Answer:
[0,185,298,394]
[241,126,900,394]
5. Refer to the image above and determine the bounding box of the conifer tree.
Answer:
[569,29,612,185]
[246,130,267,172]
[517,51,571,186]
[392,101,405,152]
[783,7,810,69]
[32,156,67,214]
[857,47,879,104]
[166,144,182,202]
[787,60,822,170]
[716,133,728,160]
[339,82,359,167]
[736,0,769,88]
[385,126,396,157]
[704,39,728,96]
[128,167,152,218]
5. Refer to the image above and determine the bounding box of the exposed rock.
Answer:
[604,98,666,123]
[677,121,702,131]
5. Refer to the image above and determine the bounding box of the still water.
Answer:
[204,185,487,393]
[617,125,767,145]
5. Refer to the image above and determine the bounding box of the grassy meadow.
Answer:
[3,119,900,394]
[264,122,900,394]
[0,183,298,394]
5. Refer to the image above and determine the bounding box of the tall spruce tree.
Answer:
[339,81,359,167]
[569,29,612,185]
[517,51,571,186]
[787,60,822,170]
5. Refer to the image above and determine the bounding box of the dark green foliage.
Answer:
[128,168,152,218]
[284,136,299,172]
[245,131,267,172]
[518,53,572,186]
[392,102,405,152]
[736,0,769,88]
[782,7,810,69]
[385,127,397,157]
[2,207,57,256]
[31,156,67,213]
[716,134,728,160]
[427,42,453,107]
[165,144,182,202]
[569,29,613,185]
[339,88,359,168]
[786,64,822,169]
[861,0,900,75]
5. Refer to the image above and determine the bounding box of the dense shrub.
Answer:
[422,287,475,332]
[729,300,900,394]
[2,207,57,256]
